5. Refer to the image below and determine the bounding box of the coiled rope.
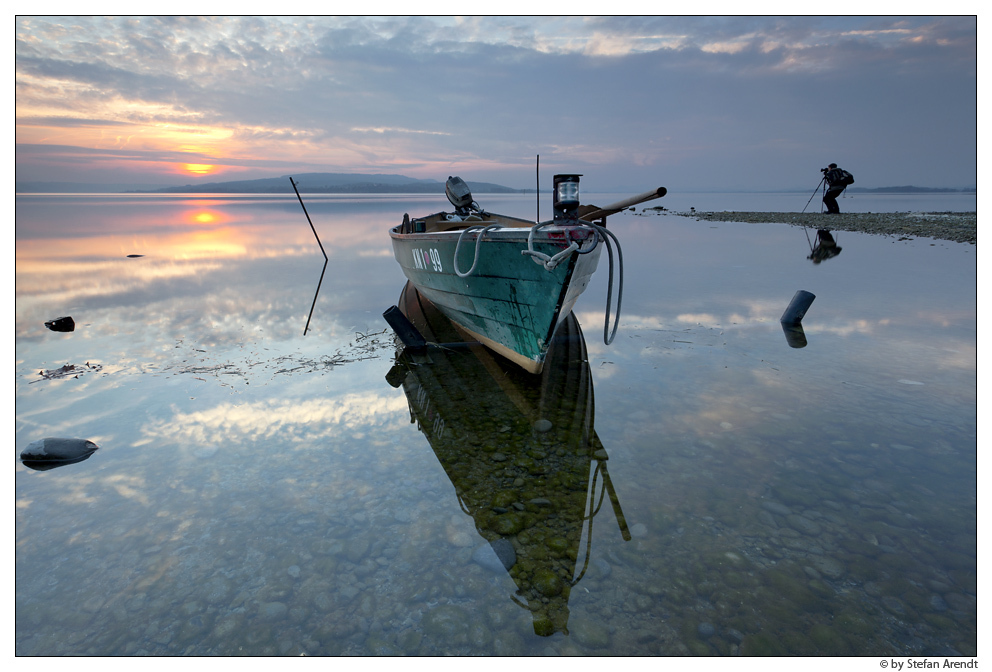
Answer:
[453,224,501,278]
[520,221,583,270]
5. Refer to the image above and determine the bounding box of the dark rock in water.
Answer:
[491,538,516,569]
[126,254,145,258]
[473,538,516,572]
[533,418,553,433]
[45,316,75,332]
[697,622,716,639]
[20,437,98,470]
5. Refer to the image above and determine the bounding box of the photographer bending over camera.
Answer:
[821,163,854,214]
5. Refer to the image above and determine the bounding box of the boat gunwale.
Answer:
[389,221,598,242]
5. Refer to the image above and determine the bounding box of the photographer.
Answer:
[821,163,851,214]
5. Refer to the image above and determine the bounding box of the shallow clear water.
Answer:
[15,193,976,656]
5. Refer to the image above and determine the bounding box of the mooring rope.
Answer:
[521,221,582,270]
[585,222,624,346]
[521,220,623,346]
[453,224,501,278]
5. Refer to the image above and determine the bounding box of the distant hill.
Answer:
[141,173,528,195]
[15,173,530,194]
[846,186,975,194]
[16,181,176,193]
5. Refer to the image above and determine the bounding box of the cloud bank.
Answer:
[15,16,977,190]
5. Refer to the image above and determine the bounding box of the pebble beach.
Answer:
[651,210,977,244]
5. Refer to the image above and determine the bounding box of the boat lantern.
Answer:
[553,174,582,222]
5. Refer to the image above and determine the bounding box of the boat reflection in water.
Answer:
[385,282,630,637]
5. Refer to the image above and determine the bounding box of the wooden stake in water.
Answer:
[290,177,329,335]
[291,177,327,262]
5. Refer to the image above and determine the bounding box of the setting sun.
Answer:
[182,163,217,176]
[183,209,228,225]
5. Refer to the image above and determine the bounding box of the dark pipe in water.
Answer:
[780,290,816,324]
[781,322,808,348]
[383,306,426,350]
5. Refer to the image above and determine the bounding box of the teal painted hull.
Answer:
[390,225,602,373]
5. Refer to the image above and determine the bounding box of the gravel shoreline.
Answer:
[644,209,977,244]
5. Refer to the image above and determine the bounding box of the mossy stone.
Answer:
[547,537,569,556]
[807,579,834,598]
[781,630,817,655]
[492,490,518,508]
[835,611,874,637]
[532,615,556,637]
[533,569,563,597]
[529,544,549,561]
[809,624,850,655]
[514,456,536,471]
[686,639,712,656]
[765,570,824,611]
[724,571,745,588]
[841,538,882,557]
[741,632,787,655]
[922,613,956,632]
[492,513,525,536]
[845,555,882,582]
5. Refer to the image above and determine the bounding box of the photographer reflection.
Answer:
[808,229,842,264]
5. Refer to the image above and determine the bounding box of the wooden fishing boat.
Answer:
[388,175,665,373]
[385,281,630,636]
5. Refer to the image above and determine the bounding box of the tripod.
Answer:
[802,177,826,214]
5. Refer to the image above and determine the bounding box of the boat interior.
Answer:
[392,175,622,235]
[397,210,535,235]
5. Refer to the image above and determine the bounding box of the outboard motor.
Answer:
[445,176,475,215]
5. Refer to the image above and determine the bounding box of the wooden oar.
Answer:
[579,186,667,223]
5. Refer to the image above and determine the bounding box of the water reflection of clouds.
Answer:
[581,297,976,444]
[141,392,409,449]
[103,473,152,506]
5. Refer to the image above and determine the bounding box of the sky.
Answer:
[14,14,979,192]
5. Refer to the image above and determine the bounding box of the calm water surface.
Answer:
[15,193,976,656]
